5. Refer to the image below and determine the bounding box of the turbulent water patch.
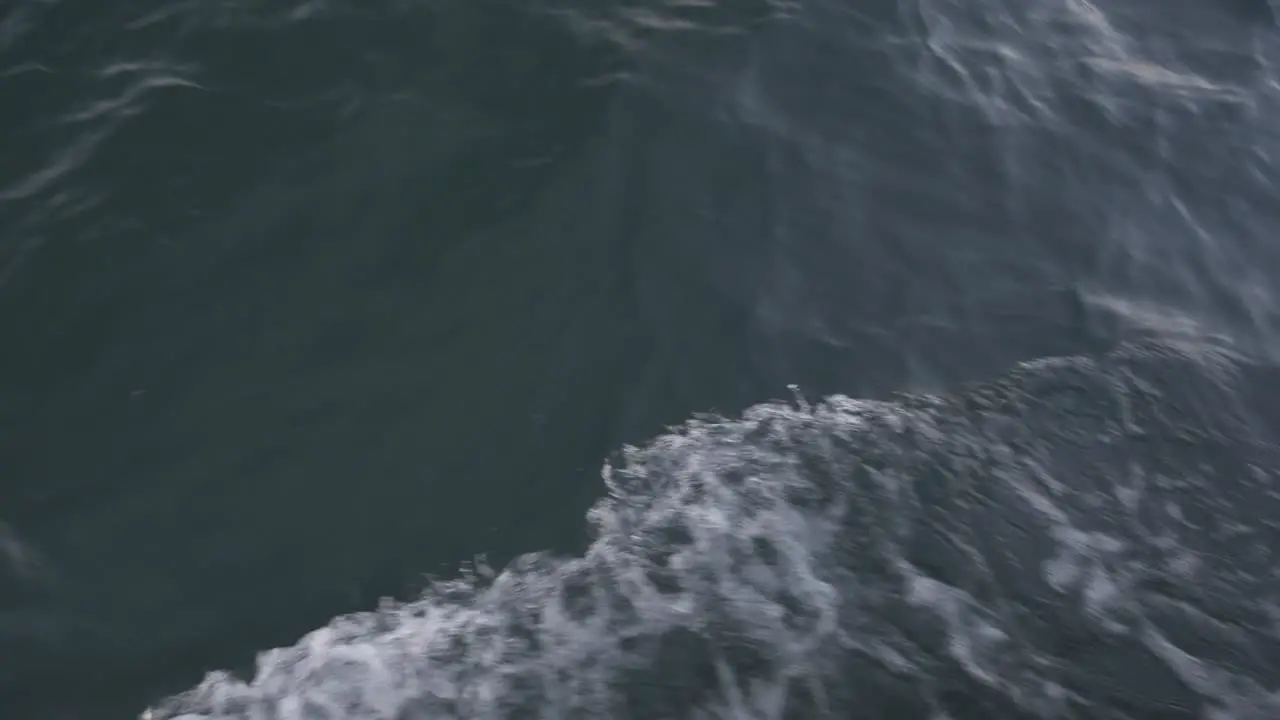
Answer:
[144,335,1280,720]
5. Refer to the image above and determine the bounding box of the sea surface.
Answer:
[3,1,1280,718]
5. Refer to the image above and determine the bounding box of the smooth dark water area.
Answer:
[0,4,630,715]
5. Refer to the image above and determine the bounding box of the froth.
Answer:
[145,338,1280,720]
[146,396,863,719]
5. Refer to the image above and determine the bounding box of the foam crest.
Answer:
[146,398,864,719]
[145,337,1280,719]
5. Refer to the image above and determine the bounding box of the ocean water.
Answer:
[3,0,1280,718]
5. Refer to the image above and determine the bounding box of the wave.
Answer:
[1,0,1273,716]
[144,332,1280,720]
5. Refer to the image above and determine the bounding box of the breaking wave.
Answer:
[145,333,1280,720]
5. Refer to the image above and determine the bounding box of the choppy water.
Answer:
[4,1,1280,718]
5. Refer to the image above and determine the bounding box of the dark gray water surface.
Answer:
[3,1,1280,719]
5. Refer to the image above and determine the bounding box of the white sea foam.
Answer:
[145,337,1280,720]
